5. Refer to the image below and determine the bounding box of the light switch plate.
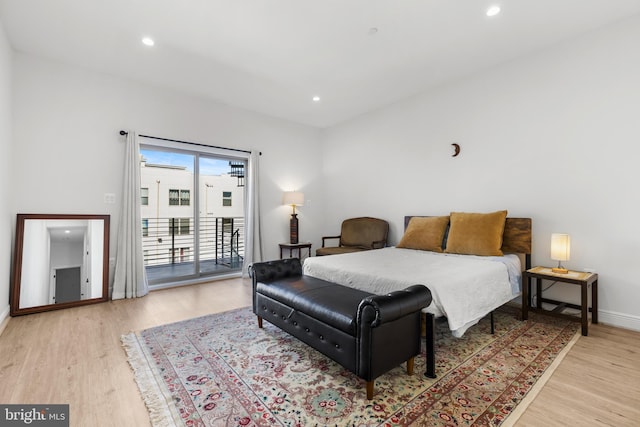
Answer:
[104,193,116,204]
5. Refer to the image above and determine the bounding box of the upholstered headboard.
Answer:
[404,215,532,268]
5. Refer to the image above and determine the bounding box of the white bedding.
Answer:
[303,247,521,337]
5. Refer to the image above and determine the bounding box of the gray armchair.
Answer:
[316,217,389,256]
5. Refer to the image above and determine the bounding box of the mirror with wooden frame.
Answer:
[11,214,110,316]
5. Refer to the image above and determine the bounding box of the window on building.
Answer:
[222,191,232,207]
[141,188,149,205]
[180,218,190,234]
[169,189,179,206]
[180,189,190,206]
[142,218,149,237]
[169,189,190,206]
[169,218,190,235]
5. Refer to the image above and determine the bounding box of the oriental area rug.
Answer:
[121,305,579,427]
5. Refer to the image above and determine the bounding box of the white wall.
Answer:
[0,21,12,325]
[11,53,324,296]
[321,15,640,330]
[89,220,104,299]
[50,238,83,268]
[18,220,49,308]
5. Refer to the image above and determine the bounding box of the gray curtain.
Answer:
[242,151,262,277]
[112,131,149,299]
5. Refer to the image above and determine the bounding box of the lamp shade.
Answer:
[550,233,570,262]
[282,191,304,206]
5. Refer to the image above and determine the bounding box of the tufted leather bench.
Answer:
[250,258,432,400]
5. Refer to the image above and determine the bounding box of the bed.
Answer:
[303,212,532,338]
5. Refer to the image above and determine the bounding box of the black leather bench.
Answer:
[250,258,432,399]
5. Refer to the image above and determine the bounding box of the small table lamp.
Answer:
[550,233,570,274]
[283,191,304,244]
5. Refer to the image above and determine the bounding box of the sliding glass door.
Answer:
[140,145,246,285]
[198,156,245,275]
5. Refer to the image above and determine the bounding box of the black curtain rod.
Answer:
[119,130,261,155]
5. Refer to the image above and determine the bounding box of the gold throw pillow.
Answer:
[397,216,450,252]
[444,210,507,256]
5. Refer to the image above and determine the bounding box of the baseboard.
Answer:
[509,301,640,333]
[598,309,640,332]
[0,304,10,336]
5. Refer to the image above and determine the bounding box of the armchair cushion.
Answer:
[315,246,370,256]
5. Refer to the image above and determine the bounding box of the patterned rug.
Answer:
[122,305,579,426]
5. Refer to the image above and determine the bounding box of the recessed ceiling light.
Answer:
[486,5,501,17]
[142,37,155,47]
[312,96,320,102]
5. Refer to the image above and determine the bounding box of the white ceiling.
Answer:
[2,0,640,128]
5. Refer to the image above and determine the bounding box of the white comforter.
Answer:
[303,247,521,337]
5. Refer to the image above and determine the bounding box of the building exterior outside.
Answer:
[140,157,245,281]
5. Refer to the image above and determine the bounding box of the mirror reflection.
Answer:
[11,214,110,316]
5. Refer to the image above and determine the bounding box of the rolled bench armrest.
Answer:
[250,258,303,283]
[357,284,432,327]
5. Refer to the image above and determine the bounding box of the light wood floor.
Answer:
[1,278,638,426]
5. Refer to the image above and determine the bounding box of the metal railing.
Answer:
[142,216,244,269]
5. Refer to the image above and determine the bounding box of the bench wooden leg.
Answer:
[257,316,263,328]
[406,356,414,375]
[366,381,374,400]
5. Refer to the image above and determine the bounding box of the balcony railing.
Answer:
[142,216,244,270]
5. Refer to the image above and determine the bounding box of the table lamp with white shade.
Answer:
[550,233,570,274]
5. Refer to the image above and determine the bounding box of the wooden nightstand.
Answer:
[522,266,598,336]
[279,242,312,261]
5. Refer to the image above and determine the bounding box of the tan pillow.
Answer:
[397,216,450,252]
[444,210,507,256]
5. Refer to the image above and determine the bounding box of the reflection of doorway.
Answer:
[48,224,87,303]
[54,266,81,303]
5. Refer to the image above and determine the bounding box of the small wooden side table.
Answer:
[279,242,312,261]
[522,266,598,336]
